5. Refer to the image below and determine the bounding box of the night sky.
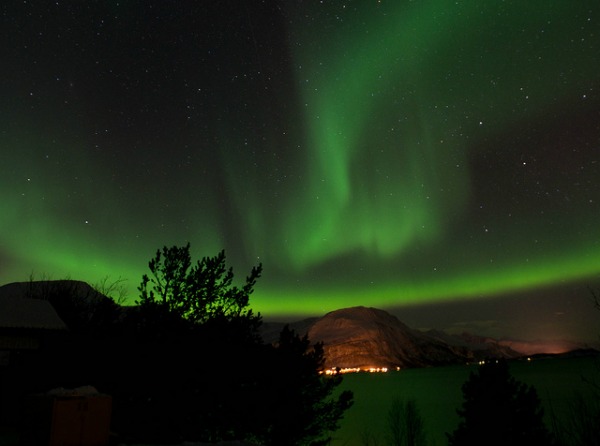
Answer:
[2,1,600,342]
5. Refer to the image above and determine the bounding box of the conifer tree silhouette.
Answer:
[448,359,555,446]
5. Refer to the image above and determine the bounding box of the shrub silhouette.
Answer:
[448,359,555,446]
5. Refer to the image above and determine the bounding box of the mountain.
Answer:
[307,306,526,369]
[496,338,591,356]
[0,280,108,303]
[0,280,122,333]
[306,306,465,369]
[4,282,592,368]
[303,307,600,369]
[425,330,522,359]
[426,330,594,356]
[265,306,528,370]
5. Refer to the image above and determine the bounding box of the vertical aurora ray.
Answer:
[247,0,600,309]
[279,1,482,269]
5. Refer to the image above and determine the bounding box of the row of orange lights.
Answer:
[321,366,402,375]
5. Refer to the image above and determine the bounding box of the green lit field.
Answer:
[332,356,599,446]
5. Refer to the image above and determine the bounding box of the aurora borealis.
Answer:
[1,2,600,340]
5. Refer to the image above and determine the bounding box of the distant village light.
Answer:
[321,366,393,375]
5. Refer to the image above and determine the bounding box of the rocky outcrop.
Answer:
[307,306,469,369]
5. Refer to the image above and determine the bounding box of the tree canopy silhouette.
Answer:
[448,359,555,446]
[138,243,262,324]
[107,243,353,445]
[254,326,354,446]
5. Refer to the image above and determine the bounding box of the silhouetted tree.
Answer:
[252,326,354,446]
[387,397,426,446]
[137,243,262,326]
[448,359,555,446]
[109,243,352,445]
[105,244,264,442]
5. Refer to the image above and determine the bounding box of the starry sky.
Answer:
[2,1,600,341]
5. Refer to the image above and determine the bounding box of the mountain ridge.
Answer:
[2,281,594,369]
[263,306,595,369]
[305,306,518,369]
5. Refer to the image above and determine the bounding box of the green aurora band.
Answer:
[1,1,599,315]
